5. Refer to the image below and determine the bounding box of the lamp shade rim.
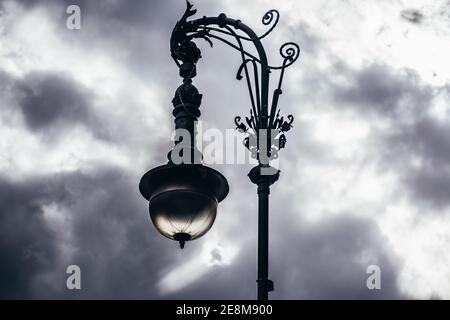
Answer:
[139,163,229,202]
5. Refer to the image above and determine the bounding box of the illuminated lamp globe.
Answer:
[139,163,229,248]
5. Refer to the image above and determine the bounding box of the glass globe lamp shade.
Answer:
[139,164,229,248]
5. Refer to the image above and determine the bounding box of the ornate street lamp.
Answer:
[139,1,300,300]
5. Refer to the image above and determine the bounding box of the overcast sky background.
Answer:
[1,0,450,299]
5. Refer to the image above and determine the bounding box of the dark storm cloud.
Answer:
[15,72,100,134]
[334,63,432,117]
[0,166,178,299]
[0,175,60,299]
[386,115,450,168]
[0,70,109,140]
[165,214,406,299]
[401,9,424,24]
[330,62,450,211]
[384,114,450,210]
[55,167,173,299]
[406,165,450,209]
[271,214,404,299]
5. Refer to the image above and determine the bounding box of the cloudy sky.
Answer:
[1,0,450,299]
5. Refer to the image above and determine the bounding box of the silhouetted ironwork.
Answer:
[141,0,300,301]
[171,1,300,162]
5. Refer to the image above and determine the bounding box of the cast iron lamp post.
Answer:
[139,1,300,300]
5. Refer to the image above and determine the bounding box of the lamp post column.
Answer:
[257,180,270,300]
[249,165,279,300]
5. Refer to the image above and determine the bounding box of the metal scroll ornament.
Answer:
[171,1,300,161]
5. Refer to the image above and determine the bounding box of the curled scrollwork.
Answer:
[172,1,300,162]
[269,42,301,70]
[262,9,278,26]
[234,9,280,42]
[280,42,299,61]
